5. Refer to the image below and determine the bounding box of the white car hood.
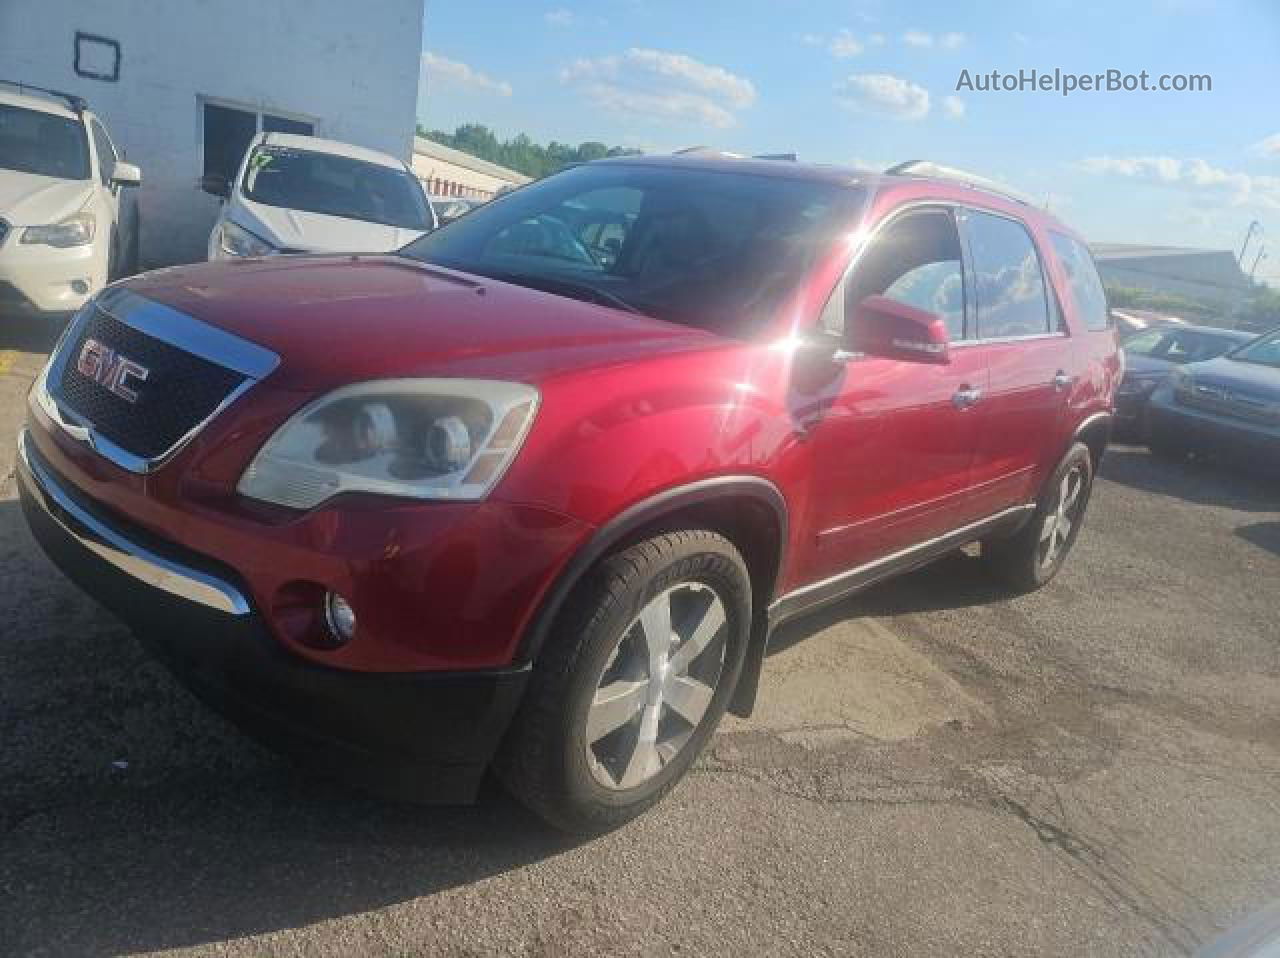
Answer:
[233,196,426,253]
[0,170,93,226]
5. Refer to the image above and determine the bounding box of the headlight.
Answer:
[237,379,540,509]
[218,220,276,258]
[22,212,95,248]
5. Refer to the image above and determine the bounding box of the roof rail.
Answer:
[753,153,797,162]
[884,160,1033,206]
[0,79,86,113]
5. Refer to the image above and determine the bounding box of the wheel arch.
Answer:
[514,476,789,712]
[1071,410,1113,472]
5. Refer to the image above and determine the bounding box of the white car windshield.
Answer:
[0,104,90,180]
[241,145,431,230]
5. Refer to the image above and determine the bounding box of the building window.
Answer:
[201,100,315,187]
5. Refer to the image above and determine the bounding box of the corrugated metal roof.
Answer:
[412,136,531,184]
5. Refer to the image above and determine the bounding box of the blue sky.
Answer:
[418,0,1280,283]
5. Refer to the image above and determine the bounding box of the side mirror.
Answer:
[200,173,230,199]
[111,160,141,188]
[852,294,951,364]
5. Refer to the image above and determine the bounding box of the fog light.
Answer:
[71,279,90,294]
[324,592,357,643]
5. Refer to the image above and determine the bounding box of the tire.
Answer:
[495,529,751,833]
[124,222,140,277]
[981,442,1094,593]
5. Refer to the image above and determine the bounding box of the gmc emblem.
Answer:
[76,338,150,403]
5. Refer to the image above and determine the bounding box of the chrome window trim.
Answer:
[951,331,1069,348]
[40,289,279,475]
[17,429,250,615]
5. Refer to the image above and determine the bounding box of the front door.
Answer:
[796,205,989,586]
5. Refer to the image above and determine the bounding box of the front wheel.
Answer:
[495,529,752,833]
[982,442,1094,593]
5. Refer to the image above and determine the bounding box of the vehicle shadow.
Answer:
[0,499,581,956]
[1100,444,1279,513]
[766,549,1002,658]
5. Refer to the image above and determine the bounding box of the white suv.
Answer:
[0,83,141,318]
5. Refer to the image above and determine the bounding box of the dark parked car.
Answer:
[1116,324,1255,438]
[1147,327,1280,468]
[17,155,1118,831]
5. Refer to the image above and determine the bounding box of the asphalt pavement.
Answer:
[2,317,1279,957]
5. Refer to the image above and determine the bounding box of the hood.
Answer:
[118,255,725,391]
[0,169,93,226]
[1186,354,1280,396]
[232,196,426,253]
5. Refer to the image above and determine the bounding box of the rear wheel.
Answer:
[496,529,751,833]
[982,442,1094,593]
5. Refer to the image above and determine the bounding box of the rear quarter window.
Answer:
[1050,232,1110,331]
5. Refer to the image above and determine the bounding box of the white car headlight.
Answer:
[22,212,96,248]
[218,220,276,258]
[237,379,540,509]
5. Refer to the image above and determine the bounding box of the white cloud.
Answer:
[800,32,824,47]
[869,33,886,46]
[1080,155,1280,210]
[561,49,756,129]
[421,52,512,97]
[902,30,933,48]
[545,8,574,26]
[829,29,864,58]
[836,73,930,120]
[1252,133,1280,157]
[942,95,966,119]
[1013,32,1030,45]
[940,32,966,49]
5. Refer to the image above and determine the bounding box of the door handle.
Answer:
[952,385,983,409]
[1053,371,1072,391]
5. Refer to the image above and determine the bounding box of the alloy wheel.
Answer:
[585,582,728,790]
[1038,465,1085,572]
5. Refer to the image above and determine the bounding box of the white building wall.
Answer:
[0,0,424,267]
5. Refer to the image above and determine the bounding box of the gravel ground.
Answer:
[1,318,1278,957]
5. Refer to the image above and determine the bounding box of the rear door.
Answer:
[957,208,1074,515]
[798,204,990,584]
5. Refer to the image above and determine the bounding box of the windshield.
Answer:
[400,162,863,336]
[241,145,431,230]
[1230,329,1280,369]
[1123,328,1244,364]
[0,104,90,180]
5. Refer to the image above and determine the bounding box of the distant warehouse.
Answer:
[1090,243,1250,311]
[412,136,529,201]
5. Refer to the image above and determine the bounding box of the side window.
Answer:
[1049,231,1110,331]
[967,211,1052,338]
[89,119,116,186]
[845,208,966,341]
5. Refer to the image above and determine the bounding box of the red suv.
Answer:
[18,155,1118,831]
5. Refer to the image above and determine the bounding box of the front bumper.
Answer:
[16,430,529,802]
[0,237,101,314]
[1147,387,1280,466]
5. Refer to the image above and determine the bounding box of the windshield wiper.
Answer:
[481,270,648,316]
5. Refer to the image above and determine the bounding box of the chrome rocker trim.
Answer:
[768,503,1036,624]
[17,429,250,615]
